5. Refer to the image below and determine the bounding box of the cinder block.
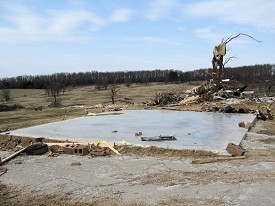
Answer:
[73,146,89,156]
[63,145,89,156]
[63,145,75,155]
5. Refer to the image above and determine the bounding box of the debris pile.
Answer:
[46,141,119,157]
[0,136,34,150]
[256,106,274,120]
[152,91,185,105]
[0,135,121,166]
[148,78,274,121]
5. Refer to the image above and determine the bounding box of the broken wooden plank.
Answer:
[226,143,245,156]
[95,140,120,155]
[0,147,27,166]
[191,156,246,164]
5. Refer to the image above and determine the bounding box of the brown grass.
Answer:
[0,183,147,206]
[118,145,216,158]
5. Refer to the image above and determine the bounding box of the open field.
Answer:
[8,82,201,107]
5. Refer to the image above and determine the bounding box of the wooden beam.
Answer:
[191,156,246,164]
[0,147,27,166]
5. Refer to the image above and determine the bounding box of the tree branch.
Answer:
[224,33,262,45]
[224,56,237,66]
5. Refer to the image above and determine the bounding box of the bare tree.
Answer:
[211,33,261,92]
[124,78,132,88]
[48,82,62,107]
[110,82,120,104]
[1,89,11,101]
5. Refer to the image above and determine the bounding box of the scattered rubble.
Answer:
[147,79,274,127]
[226,143,246,156]
[0,135,122,166]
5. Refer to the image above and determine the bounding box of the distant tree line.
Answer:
[0,64,274,90]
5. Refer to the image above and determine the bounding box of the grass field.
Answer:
[7,82,200,108]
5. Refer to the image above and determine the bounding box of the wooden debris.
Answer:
[95,140,120,155]
[179,96,200,105]
[153,91,184,105]
[0,147,27,166]
[192,156,246,164]
[226,143,245,156]
[90,147,111,157]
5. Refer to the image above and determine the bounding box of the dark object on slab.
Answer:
[141,135,177,141]
[226,143,245,156]
[26,143,48,155]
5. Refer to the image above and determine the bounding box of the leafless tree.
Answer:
[48,82,62,107]
[1,89,11,101]
[110,82,120,104]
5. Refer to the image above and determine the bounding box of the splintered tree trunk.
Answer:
[211,33,261,93]
[212,56,219,92]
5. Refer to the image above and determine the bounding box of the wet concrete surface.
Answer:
[9,110,255,154]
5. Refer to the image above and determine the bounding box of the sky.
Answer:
[0,0,275,78]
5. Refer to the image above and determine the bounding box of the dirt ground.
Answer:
[0,110,275,206]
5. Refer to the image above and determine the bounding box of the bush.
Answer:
[0,104,24,112]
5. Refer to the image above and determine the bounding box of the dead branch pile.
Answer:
[198,93,213,102]
[153,91,184,105]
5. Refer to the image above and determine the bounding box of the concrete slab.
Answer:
[8,110,256,154]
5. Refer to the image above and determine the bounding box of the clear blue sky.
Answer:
[1,0,274,78]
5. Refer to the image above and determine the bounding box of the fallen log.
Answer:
[191,156,246,164]
[0,147,27,166]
